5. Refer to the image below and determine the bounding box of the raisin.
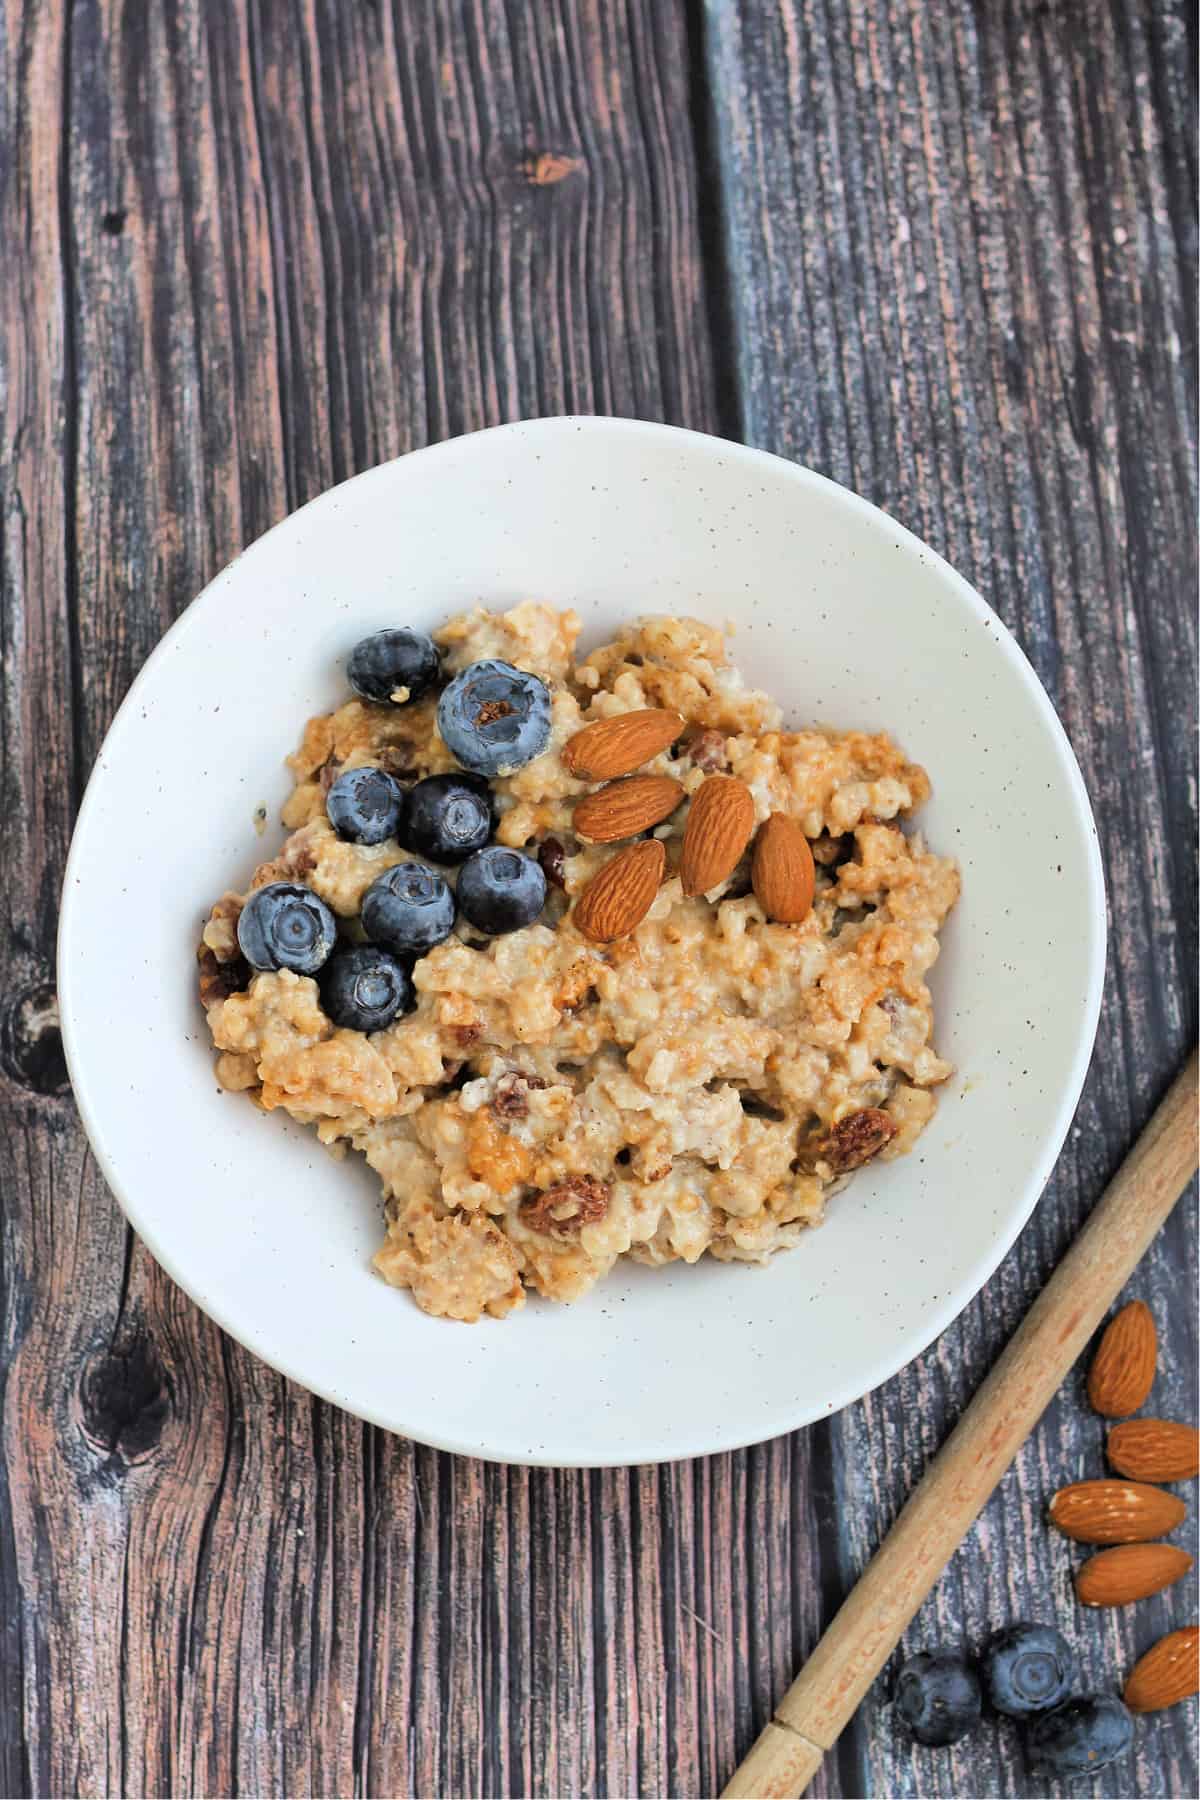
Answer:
[492,1073,531,1120]
[813,1108,897,1172]
[376,744,419,780]
[681,727,728,773]
[197,946,251,1008]
[520,1175,611,1236]
[538,837,567,890]
[810,832,853,867]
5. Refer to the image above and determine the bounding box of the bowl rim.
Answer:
[58,415,1107,1465]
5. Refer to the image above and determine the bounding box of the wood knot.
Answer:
[522,151,584,186]
[79,1330,171,1465]
[2,979,68,1097]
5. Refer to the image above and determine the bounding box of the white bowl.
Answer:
[59,418,1105,1466]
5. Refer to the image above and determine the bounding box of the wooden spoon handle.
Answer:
[722,1050,1199,1799]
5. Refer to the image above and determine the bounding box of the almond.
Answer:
[562,709,686,781]
[751,813,816,923]
[1075,1543,1194,1607]
[680,775,756,897]
[1107,1418,1200,1483]
[573,774,684,844]
[1123,1626,1200,1713]
[1048,1479,1186,1544]
[1087,1299,1157,1416]
[573,839,666,943]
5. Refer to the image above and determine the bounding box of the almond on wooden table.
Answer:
[572,774,684,843]
[1107,1418,1200,1483]
[1123,1626,1200,1713]
[1048,1478,1186,1544]
[573,839,665,943]
[1074,1543,1194,1607]
[561,709,685,780]
[680,775,755,896]
[751,812,815,923]
[1087,1299,1158,1416]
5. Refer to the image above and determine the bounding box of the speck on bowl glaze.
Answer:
[57,418,1106,1467]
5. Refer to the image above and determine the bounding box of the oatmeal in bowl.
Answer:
[198,601,959,1323]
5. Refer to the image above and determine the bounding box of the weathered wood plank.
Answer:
[704,0,1198,1793]
[1,4,114,1796]
[0,1,833,1796]
[4,0,1195,1794]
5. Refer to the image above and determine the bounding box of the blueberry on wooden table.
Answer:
[456,846,546,934]
[326,766,406,845]
[320,946,414,1031]
[404,773,492,863]
[347,628,440,705]
[1025,1694,1134,1779]
[437,659,551,775]
[236,882,337,975]
[894,1650,982,1747]
[361,861,456,955]
[984,1623,1076,1719]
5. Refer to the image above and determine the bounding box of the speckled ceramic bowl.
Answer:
[58,418,1105,1465]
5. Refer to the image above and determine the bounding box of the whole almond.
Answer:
[1123,1626,1200,1713]
[562,710,686,781]
[573,775,684,844]
[680,775,756,897]
[573,839,666,943]
[1048,1479,1186,1544]
[752,813,816,924]
[1087,1299,1157,1416]
[1107,1418,1200,1483]
[1075,1543,1193,1607]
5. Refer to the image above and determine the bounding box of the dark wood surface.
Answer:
[0,1,1194,1794]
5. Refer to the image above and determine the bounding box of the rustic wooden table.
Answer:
[1,3,1195,1796]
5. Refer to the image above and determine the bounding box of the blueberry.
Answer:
[347,628,440,706]
[894,1651,982,1748]
[360,861,456,956]
[326,766,406,845]
[1026,1694,1134,1779]
[437,659,551,775]
[984,1624,1076,1719]
[404,773,493,864]
[237,882,337,975]
[456,846,546,935]
[320,945,414,1032]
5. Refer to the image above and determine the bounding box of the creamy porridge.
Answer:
[198,604,959,1321]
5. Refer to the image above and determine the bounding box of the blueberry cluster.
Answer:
[235,628,553,1031]
[893,1624,1134,1778]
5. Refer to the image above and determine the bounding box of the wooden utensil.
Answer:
[723,1051,1199,1799]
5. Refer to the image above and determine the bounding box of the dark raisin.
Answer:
[681,726,728,773]
[811,832,853,867]
[197,946,251,1008]
[492,1072,531,1119]
[521,1175,611,1236]
[538,837,567,890]
[813,1108,897,1172]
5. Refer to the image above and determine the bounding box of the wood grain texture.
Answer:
[0,2,819,1796]
[703,0,1198,1794]
[0,0,1195,1797]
